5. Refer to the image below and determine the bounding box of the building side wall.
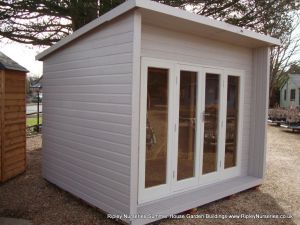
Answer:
[42,13,134,218]
[140,24,253,176]
[248,47,269,178]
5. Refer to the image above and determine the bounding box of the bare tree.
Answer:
[269,17,300,106]
[1,0,299,46]
[1,0,299,107]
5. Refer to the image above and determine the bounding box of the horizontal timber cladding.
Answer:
[141,24,253,176]
[42,12,134,219]
[0,70,26,182]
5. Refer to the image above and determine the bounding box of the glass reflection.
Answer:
[202,74,219,174]
[145,68,169,188]
[177,71,197,180]
[225,76,239,168]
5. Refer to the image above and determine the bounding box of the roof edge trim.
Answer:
[36,0,281,61]
[136,0,281,46]
[36,0,137,61]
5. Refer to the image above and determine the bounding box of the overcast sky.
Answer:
[0,39,46,77]
[1,20,299,78]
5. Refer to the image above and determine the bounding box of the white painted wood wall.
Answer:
[42,13,135,220]
[140,23,253,177]
[41,9,271,225]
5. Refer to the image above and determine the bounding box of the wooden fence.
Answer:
[0,71,26,182]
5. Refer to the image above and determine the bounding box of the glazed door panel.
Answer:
[173,65,203,191]
[139,58,244,203]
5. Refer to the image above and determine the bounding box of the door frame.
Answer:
[221,69,245,179]
[171,64,203,191]
[138,58,245,204]
[138,58,175,203]
[198,67,226,185]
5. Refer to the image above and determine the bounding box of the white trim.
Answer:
[137,0,280,46]
[138,58,175,203]
[222,69,245,179]
[138,57,246,204]
[172,64,202,191]
[130,10,141,215]
[36,0,280,61]
[199,67,224,185]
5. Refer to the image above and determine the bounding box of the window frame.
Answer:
[290,89,296,101]
[138,58,245,204]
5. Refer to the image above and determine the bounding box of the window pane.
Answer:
[284,90,287,100]
[177,71,197,180]
[202,74,219,174]
[291,89,295,101]
[145,68,169,188]
[225,76,239,169]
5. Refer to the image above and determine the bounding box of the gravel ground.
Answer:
[0,126,299,225]
[26,134,42,152]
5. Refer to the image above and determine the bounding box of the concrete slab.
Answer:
[0,217,32,225]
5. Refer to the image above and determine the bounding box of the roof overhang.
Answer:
[36,0,281,61]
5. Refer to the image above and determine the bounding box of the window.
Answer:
[290,89,296,101]
[139,58,244,203]
[284,89,287,100]
[225,76,240,169]
[177,71,197,181]
[203,74,220,174]
[145,67,169,188]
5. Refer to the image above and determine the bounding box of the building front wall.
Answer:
[280,80,300,108]
[140,23,253,178]
[42,12,135,219]
[131,23,262,224]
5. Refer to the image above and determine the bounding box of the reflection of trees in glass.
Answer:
[203,74,219,174]
[178,71,197,180]
[225,76,239,168]
[145,68,168,188]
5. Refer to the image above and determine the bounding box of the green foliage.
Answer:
[1,0,299,46]
[1,0,299,106]
[27,116,42,127]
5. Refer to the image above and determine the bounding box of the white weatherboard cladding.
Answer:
[42,13,134,219]
[39,6,273,223]
[140,24,253,176]
[280,79,300,108]
[249,48,269,178]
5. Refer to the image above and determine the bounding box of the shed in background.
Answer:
[280,74,300,108]
[0,51,28,182]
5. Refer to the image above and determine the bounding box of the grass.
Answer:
[26,117,42,127]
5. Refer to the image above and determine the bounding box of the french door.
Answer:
[139,58,244,203]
